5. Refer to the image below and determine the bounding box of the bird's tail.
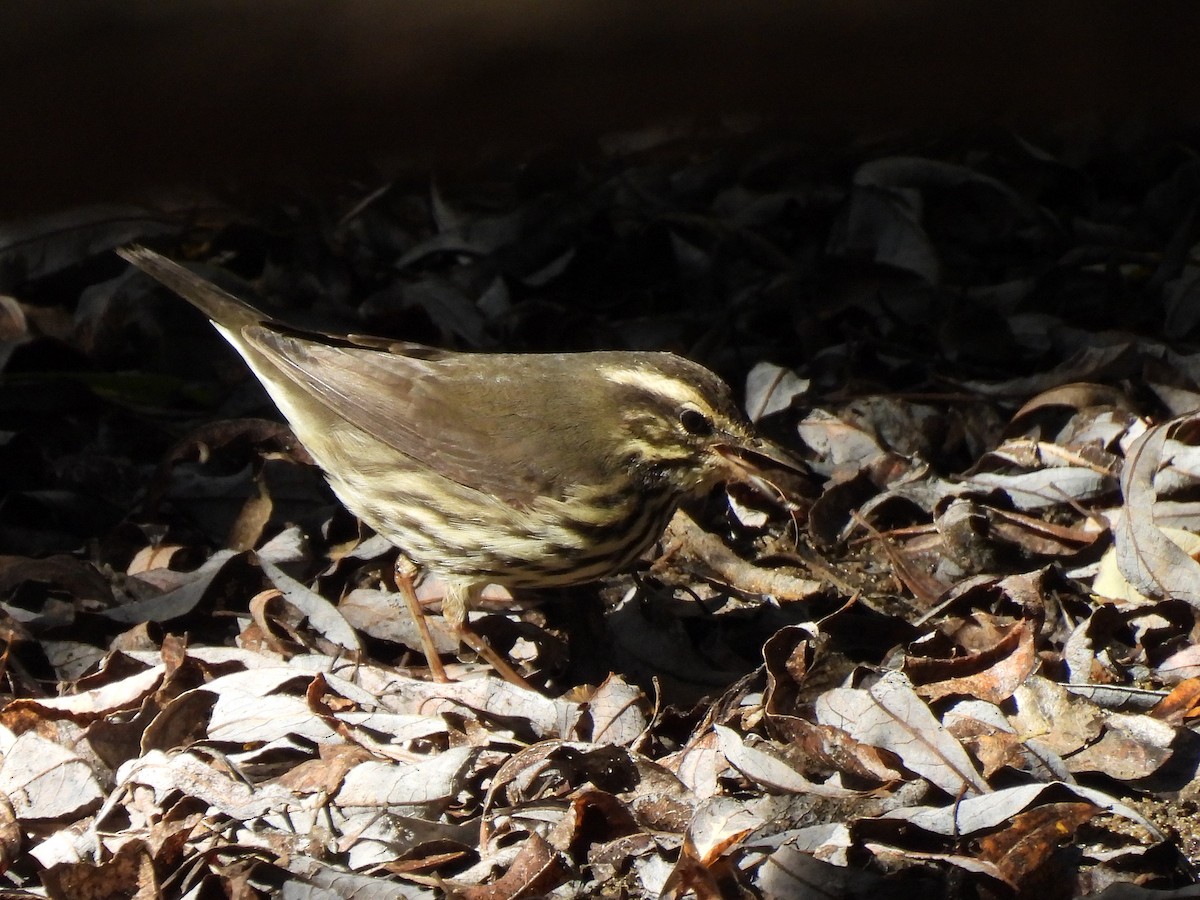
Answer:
[117,245,265,332]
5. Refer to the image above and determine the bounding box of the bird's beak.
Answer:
[716,432,807,481]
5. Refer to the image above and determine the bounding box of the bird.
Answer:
[118,245,801,687]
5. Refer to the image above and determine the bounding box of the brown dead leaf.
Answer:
[580,673,650,747]
[0,295,28,342]
[0,554,112,606]
[1156,642,1200,684]
[808,470,880,548]
[906,617,1037,704]
[662,797,762,900]
[662,729,723,801]
[42,838,159,900]
[257,557,362,655]
[759,840,890,898]
[454,831,566,900]
[976,801,1099,888]
[785,719,906,785]
[655,510,821,601]
[1007,381,1132,426]
[339,746,478,812]
[105,549,238,624]
[159,632,188,674]
[120,750,298,820]
[276,743,374,795]
[0,793,20,875]
[1114,416,1200,606]
[1064,713,1176,780]
[796,409,889,480]
[127,544,185,575]
[716,725,869,798]
[109,622,160,654]
[985,505,1103,556]
[1150,677,1200,724]
[762,627,904,784]
[553,788,641,854]
[226,467,274,551]
[855,512,951,607]
[659,834,726,900]
[139,417,311,517]
[339,587,459,654]
[1010,676,1104,757]
[815,670,988,795]
[140,687,217,752]
[935,498,1002,573]
[0,730,104,820]
[1,664,164,728]
[1096,526,1200,605]
[956,725,1042,780]
[745,360,809,422]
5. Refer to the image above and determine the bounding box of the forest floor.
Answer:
[3,130,1200,897]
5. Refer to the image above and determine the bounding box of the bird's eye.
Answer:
[679,408,714,436]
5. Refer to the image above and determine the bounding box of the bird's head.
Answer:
[596,353,802,496]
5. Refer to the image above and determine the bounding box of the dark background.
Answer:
[6,1,1200,215]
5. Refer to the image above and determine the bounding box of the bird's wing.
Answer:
[245,326,598,507]
[117,246,604,506]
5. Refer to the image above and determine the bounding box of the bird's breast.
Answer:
[341,465,679,589]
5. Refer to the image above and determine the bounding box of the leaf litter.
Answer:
[4,133,1200,895]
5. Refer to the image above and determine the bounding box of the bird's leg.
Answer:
[444,582,534,691]
[458,629,533,691]
[394,556,449,683]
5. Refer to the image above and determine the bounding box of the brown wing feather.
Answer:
[244,327,608,507]
[119,246,621,507]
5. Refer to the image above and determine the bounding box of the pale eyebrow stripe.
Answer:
[598,365,707,409]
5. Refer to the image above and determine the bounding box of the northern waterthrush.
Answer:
[119,246,800,686]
